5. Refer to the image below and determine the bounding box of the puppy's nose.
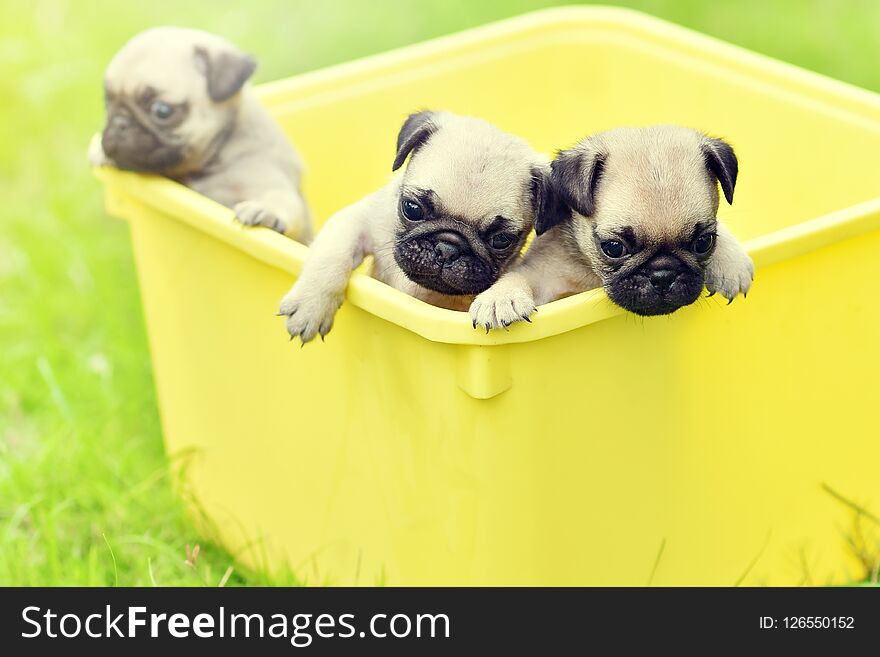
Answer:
[434,241,461,264]
[110,114,131,130]
[649,269,677,293]
[433,232,469,265]
[644,254,682,293]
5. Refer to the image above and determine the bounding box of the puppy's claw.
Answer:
[706,291,716,298]
[280,288,342,345]
[485,326,490,334]
[472,320,477,329]
[523,316,532,323]
[704,244,753,304]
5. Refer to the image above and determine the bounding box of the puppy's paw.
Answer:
[469,284,536,331]
[234,200,290,235]
[88,134,110,167]
[705,250,754,303]
[278,286,342,344]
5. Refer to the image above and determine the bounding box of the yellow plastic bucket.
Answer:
[95,7,880,585]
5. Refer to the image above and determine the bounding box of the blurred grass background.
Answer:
[1,0,879,586]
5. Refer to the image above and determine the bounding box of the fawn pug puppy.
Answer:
[279,111,555,343]
[90,27,312,241]
[470,125,754,328]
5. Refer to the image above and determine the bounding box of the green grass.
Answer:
[1,0,879,586]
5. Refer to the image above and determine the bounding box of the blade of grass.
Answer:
[102,532,118,587]
[646,537,666,586]
[821,483,880,527]
[734,531,772,586]
[148,557,158,586]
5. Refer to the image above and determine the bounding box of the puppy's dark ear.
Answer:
[194,46,257,102]
[531,165,568,236]
[392,111,437,171]
[702,137,738,205]
[547,144,606,229]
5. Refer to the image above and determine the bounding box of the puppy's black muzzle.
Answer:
[606,253,704,316]
[394,223,498,296]
[101,102,183,172]
[101,107,135,159]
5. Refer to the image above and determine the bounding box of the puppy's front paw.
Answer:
[234,201,290,235]
[469,283,536,331]
[705,250,754,303]
[278,285,342,344]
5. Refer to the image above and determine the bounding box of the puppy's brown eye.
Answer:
[150,101,175,121]
[693,233,716,255]
[600,239,627,259]
[401,199,424,221]
[490,232,516,250]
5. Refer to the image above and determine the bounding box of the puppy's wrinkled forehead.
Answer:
[104,27,228,102]
[597,127,720,240]
[405,117,536,224]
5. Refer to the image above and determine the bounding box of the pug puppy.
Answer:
[89,27,311,241]
[278,111,555,343]
[470,125,754,328]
